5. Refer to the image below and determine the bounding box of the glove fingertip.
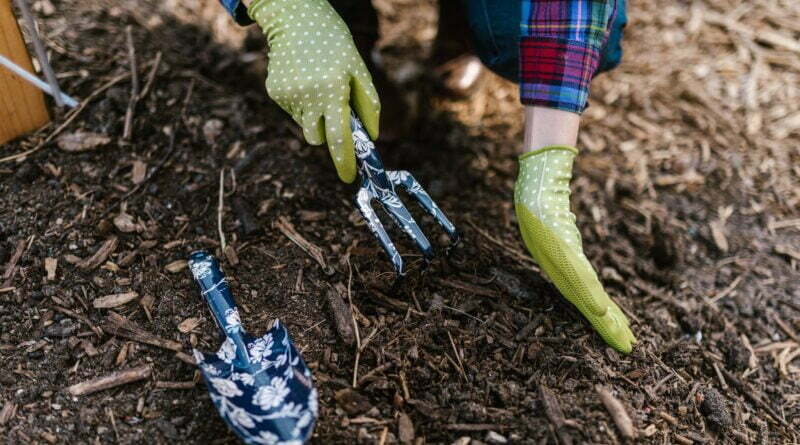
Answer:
[325,109,357,184]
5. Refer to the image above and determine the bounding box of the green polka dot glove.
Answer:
[248,0,381,183]
[514,145,636,353]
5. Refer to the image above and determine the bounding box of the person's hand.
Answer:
[249,0,380,183]
[515,144,636,353]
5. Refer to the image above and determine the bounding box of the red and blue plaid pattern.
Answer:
[520,0,619,113]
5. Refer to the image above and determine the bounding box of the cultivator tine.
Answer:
[355,188,404,275]
[388,170,460,247]
[350,110,459,276]
[378,192,435,263]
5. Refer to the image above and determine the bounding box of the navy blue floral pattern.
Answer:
[189,252,317,445]
[350,113,460,275]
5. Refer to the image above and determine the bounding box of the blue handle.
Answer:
[188,251,251,366]
[350,112,395,192]
[218,0,254,26]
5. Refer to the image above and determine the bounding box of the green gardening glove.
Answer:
[249,0,381,183]
[515,145,636,353]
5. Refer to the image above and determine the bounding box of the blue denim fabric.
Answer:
[466,0,627,83]
[219,0,253,25]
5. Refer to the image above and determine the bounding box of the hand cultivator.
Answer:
[350,112,460,276]
[188,251,317,444]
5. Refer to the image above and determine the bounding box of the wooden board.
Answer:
[0,0,49,146]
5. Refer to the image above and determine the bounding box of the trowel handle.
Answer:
[188,251,250,363]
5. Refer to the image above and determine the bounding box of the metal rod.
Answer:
[13,0,65,107]
[0,53,78,107]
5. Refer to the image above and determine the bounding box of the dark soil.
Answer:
[1,0,799,444]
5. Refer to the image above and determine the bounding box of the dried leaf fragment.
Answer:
[398,412,415,444]
[224,244,239,266]
[131,160,148,184]
[44,257,57,281]
[165,260,188,273]
[178,317,201,333]
[114,211,140,233]
[93,291,139,309]
[709,220,728,253]
[57,131,111,152]
[63,254,82,265]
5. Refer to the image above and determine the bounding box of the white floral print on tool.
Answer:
[194,321,316,445]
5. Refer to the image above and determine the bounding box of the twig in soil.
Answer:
[138,52,161,101]
[0,402,16,425]
[122,26,139,141]
[107,407,120,442]
[346,263,362,388]
[102,312,182,352]
[2,238,29,288]
[596,386,636,439]
[649,350,687,384]
[77,236,118,270]
[771,312,800,343]
[399,371,411,400]
[447,330,468,381]
[356,361,394,387]
[710,274,743,304]
[52,305,102,337]
[444,424,506,432]
[275,216,334,275]
[704,11,800,54]
[538,384,576,445]
[436,277,500,298]
[218,169,227,251]
[155,380,195,389]
[377,427,388,445]
[174,351,196,365]
[712,362,728,391]
[98,81,193,220]
[66,364,152,396]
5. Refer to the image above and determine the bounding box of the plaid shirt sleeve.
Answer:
[520,0,619,114]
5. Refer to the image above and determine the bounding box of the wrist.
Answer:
[521,106,580,155]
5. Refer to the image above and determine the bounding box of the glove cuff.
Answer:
[518,144,578,162]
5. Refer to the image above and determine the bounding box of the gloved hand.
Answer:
[515,145,636,353]
[249,0,381,183]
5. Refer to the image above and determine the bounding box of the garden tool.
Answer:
[350,112,460,276]
[188,251,317,444]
